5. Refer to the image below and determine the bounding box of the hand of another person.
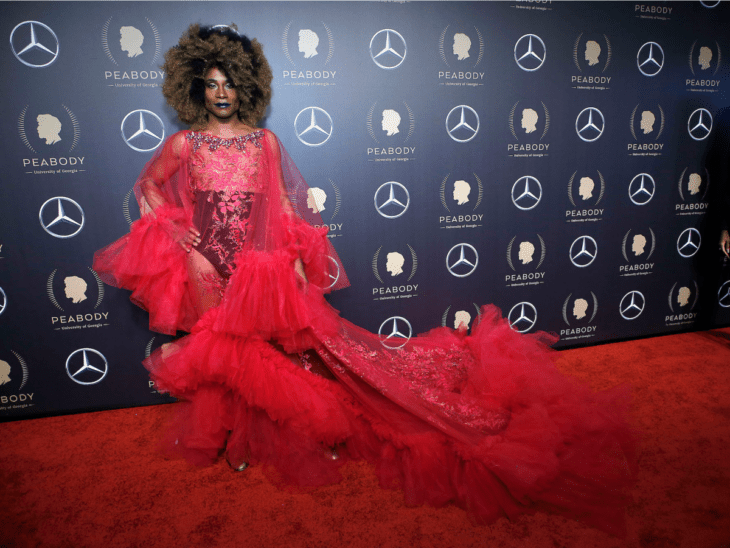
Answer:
[181,226,202,252]
[721,230,730,259]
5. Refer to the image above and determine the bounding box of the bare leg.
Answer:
[186,248,225,316]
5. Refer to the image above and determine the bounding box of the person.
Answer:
[94,25,636,537]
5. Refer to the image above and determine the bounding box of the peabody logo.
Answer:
[378,316,412,349]
[65,348,108,386]
[621,228,656,262]
[19,104,81,156]
[575,107,605,142]
[439,24,484,71]
[372,245,418,300]
[372,245,417,283]
[0,350,34,410]
[637,42,664,77]
[677,228,701,258]
[570,235,597,268]
[10,21,59,68]
[628,173,656,206]
[514,34,546,72]
[0,287,6,316]
[39,197,85,239]
[667,281,699,323]
[101,16,161,66]
[630,104,665,145]
[441,304,481,330]
[688,40,721,77]
[572,33,612,74]
[366,101,415,158]
[677,167,710,210]
[446,105,479,143]
[511,176,542,211]
[370,29,407,70]
[508,101,550,154]
[507,234,546,270]
[1,351,29,392]
[47,267,111,330]
[439,25,484,68]
[687,108,713,141]
[374,181,410,219]
[718,281,730,308]
[439,173,484,228]
[506,234,546,286]
[561,292,598,338]
[282,21,334,66]
[567,170,605,221]
[508,302,537,333]
[294,180,343,236]
[620,291,645,320]
[47,268,104,311]
[121,109,165,152]
[446,243,478,278]
[563,292,598,324]
[294,107,333,147]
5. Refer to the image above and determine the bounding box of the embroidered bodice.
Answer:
[186,130,265,279]
[187,130,264,193]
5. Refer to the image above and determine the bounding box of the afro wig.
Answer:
[162,24,273,127]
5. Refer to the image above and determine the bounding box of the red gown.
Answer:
[94,128,637,536]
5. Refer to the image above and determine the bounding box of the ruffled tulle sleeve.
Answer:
[93,132,199,335]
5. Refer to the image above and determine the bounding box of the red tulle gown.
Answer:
[94,128,637,536]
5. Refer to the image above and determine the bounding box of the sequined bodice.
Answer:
[186,130,265,279]
[186,130,265,193]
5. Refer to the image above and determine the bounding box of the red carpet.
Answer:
[2,328,730,548]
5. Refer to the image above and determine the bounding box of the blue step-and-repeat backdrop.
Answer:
[2,1,730,420]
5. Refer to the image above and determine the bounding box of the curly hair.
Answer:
[162,24,273,127]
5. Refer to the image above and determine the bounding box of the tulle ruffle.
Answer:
[146,300,636,536]
[93,206,197,335]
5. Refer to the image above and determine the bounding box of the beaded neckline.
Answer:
[186,130,264,153]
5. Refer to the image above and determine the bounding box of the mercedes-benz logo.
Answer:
[378,316,412,349]
[446,105,479,143]
[620,291,645,320]
[514,34,546,72]
[575,107,605,142]
[701,0,721,7]
[374,181,410,219]
[370,29,407,69]
[0,287,6,316]
[446,243,478,278]
[719,281,730,308]
[294,107,333,147]
[637,41,664,77]
[121,110,165,152]
[508,302,537,333]
[628,173,656,206]
[687,108,713,141]
[677,228,701,258]
[569,235,598,268]
[39,196,85,239]
[325,255,340,289]
[511,176,542,211]
[10,21,59,68]
[65,348,108,385]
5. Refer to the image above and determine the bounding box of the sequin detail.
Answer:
[186,130,264,153]
[320,335,511,435]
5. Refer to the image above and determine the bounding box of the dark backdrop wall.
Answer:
[2,1,730,420]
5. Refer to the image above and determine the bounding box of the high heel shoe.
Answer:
[225,450,249,471]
